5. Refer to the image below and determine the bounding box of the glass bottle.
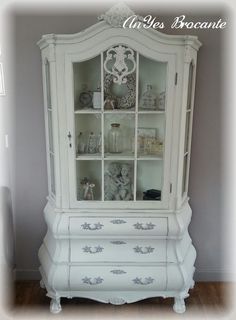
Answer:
[141,84,157,110]
[76,132,86,155]
[108,123,123,153]
[87,132,97,154]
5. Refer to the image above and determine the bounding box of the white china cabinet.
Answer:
[37,4,201,314]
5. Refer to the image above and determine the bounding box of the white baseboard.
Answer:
[13,268,236,282]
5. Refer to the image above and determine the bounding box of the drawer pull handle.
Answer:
[83,245,104,254]
[110,269,127,275]
[110,219,127,224]
[81,222,104,231]
[132,277,154,285]
[82,277,104,285]
[133,246,154,254]
[133,222,156,230]
[110,240,126,245]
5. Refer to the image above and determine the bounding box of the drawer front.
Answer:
[70,239,166,263]
[69,265,166,291]
[69,216,168,237]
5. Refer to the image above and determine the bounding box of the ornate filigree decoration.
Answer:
[81,222,104,230]
[110,269,127,275]
[133,246,155,254]
[82,277,104,285]
[82,245,104,254]
[132,277,155,285]
[98,3,136,28]
[110,219,127,224]
[108,297,126,305]
[104,45,136,85]
[133,222,156,230]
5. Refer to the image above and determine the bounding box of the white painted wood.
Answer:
[37,3,201,314]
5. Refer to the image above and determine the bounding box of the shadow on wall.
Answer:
[0,186,15,308]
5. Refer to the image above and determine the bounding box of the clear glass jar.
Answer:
[108,123,123,153]
[141,84,157,110]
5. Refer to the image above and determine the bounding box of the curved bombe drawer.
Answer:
[69,265,166,291]
[70,239,166,263]
[69,216,168,237]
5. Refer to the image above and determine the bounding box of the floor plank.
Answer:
[8,281,235,319]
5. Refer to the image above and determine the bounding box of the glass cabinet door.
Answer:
[70,45,171,206]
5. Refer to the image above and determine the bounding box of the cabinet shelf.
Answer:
[104,152,134,160]
[75,109,101,114]
[138,110,165,114]
[137,155,163,160]
[76,154,101,160]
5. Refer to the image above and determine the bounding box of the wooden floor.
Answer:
[8,281,235,319]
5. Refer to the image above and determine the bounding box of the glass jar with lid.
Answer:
[108,123,123,153]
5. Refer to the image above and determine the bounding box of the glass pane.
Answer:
[48,109,54,152]
[137,114,164,158]
[104,160,134,201]
[73,55,101,111]
[45,60,52,108]
[104,114,135,157]
[75,114,101,157]
[184,111,191,153]
[50,153,55,195]
[103,45,136,111]
[136,161,162,201]
[187,62,194,110]
[77,161,101,200]
[182,154,189,195]
[139,55,167,111]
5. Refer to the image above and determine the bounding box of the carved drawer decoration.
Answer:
[133,222,156,230]
[81,222,104,231]
[82,277,104,285]
[82,245,104,254]
[132,277,155,285]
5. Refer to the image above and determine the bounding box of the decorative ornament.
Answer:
[104,45,136,85]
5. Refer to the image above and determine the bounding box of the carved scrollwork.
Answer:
[81,222,104,231]
[133,222,156,230]
[108,297,126,305]
[82,277,104,285]
[133,245,155,254]
[104,45,136,85]
[132,277,155,285]
[82,245,104,254]
[98,3,136,28]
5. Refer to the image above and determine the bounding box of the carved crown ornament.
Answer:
[98,2,142,28]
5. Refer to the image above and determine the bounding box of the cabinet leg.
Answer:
[39,279,45,289]
[173,297,186,314]
[50,297,62,314]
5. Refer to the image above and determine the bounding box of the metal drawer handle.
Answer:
[132,277,154,285]
[83,245,104,254]
[110,219,127,224]
[81,222,104,231]
[133,222,156,230]
[110,240,126,245]
[133,246,154,254]
[110,269,127,275]
[82,277,104,285]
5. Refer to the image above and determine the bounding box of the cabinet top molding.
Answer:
[37,3,201,51]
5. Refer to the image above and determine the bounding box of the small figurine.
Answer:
[104,96,117,110]
[117,163,133,200]
[104,162,121,200]
[80,177,95,200]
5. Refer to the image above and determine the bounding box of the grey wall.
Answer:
[5,5,231,280]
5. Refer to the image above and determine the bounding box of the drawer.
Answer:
[70,239,166,263]
[69,265,166,291]
[69,216,168,237]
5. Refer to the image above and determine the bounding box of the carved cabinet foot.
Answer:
[50,298,62,314]
[39,279,45,289]
[173,297,186,314]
